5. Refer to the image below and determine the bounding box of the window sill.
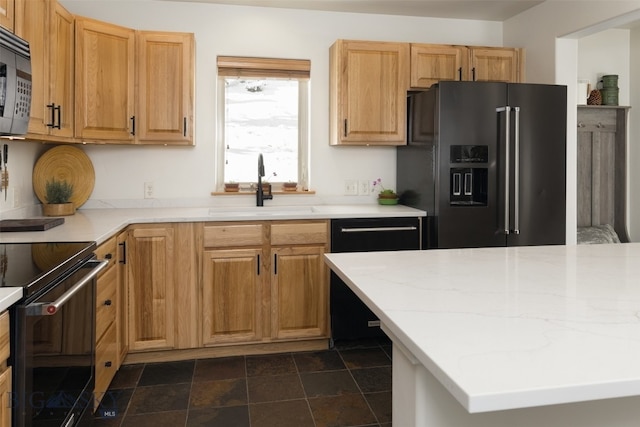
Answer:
[211,189,316,196]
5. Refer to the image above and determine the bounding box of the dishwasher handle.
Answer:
[340,226,417,233]
[29,259,108,316]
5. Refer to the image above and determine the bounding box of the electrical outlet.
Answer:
[344,179,358,195]
[144,182,155,199]
[358,180,370,195]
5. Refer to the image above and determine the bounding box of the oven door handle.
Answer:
[30,259,108,316]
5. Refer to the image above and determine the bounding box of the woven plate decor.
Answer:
[33,146,95,209]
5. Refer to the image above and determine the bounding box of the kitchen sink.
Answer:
[208,205,317,217]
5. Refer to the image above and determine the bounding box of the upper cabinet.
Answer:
[410,44,524,89]
[74,19,195,145]
[75,17,135,142]
[330,40,410,146]
[331,39,524,146]
[136,31,194,145]
[16,3,195,146]
[467,46,523,83]
[0,0,14,31]
[410,44,467,88]
[16,0,75,140]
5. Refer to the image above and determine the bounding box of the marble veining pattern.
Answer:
[324,243,640,413]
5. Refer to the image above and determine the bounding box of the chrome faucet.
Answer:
[257,153,273,206]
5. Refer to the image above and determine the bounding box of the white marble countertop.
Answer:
[0,287,23,313]
[325,243,640,413]
[0,204,426,245]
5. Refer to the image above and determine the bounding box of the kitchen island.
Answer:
[325,243,640,427]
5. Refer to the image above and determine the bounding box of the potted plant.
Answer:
[43,178,75,216]
[372,178,398,205]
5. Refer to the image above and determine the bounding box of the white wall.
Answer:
[630,27,640,242]
[504,2,640,242]
[1,0,504,212]
[578,29,630,106]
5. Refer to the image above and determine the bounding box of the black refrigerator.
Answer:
[397,81,567,249]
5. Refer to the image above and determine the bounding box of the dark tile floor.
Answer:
[92,338,393,427]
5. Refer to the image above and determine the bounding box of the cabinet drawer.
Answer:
[95,323,118,408]
[95,236,118,274]
[96,265,117,342]
[271,221,328,245]
[0,311,8,363]
[204,223,264,247]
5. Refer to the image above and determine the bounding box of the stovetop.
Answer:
[0,241,96,298]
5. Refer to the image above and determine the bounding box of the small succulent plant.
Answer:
[45,178,74,204]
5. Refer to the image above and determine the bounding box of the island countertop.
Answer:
[324,243,640,414]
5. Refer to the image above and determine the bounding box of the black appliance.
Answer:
[330,217,421,344]
[0,241,107,427]
[398,81,567,249]
[0,25,32,136]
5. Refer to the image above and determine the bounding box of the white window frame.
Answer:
[215,56,310,192]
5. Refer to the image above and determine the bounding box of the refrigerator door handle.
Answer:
[497,106,511,235]
[513,107,521,234]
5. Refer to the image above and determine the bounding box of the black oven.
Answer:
[1,242,106,427]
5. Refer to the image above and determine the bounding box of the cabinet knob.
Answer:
[105,361,112,367]
[597,122,604,128]
[104,299,112,306]
[577,122,585,128]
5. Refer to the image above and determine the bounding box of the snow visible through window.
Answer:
[223,78,300,184]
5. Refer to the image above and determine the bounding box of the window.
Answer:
[216,56,310,191]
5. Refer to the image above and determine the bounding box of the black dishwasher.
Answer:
[330,216,422,344]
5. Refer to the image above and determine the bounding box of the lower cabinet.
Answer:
[201,220,329,346]
[93,236,121,410]
[0,311,11,427]
[122,223,199,353]
[202,247,265,345]
[125,225,176,351]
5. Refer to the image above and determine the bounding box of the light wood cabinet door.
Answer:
[468,47,522,82]
[116,231,129,361]
[126,226,175,351]
[271,245,328,340]
[49,1,75,138]
[330,39,409,146]
[0,0,13,31]
[410,44,466,89]
[18,0,75,139]
[202,248,265,345]
[0,367,10,427]
[136,31,194,145]
[75,17,135,142]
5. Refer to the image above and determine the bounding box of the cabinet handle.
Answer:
[183,117,187,137]
[257,254,260,275]
[343,119,347,137]
[104,299,112,306]
[46,103,56,128]
[54,105,61,129]
[119,242,127,264]
[472,67,476,81]
[273,254,278,275]
[130,116,136,136]
[458,67,462,81]
[105,361,112,368]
